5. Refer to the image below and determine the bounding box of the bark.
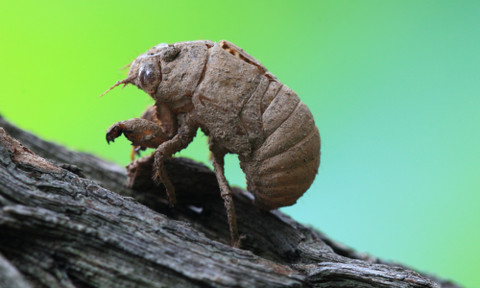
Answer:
[0,115,460,288]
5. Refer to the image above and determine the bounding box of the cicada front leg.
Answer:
[106,118,170,148]
[152,114,198,207]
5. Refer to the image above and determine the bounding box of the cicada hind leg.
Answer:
[209,141,241,248]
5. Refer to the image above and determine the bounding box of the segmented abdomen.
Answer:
[192,40,320,211]
[240,82,321,211]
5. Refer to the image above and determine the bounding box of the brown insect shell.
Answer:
[128,40,320,211]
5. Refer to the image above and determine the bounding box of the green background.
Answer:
[1,1,479,286]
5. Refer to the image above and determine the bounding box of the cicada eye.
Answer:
[138,63,161,94]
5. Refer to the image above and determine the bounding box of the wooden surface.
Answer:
[0,115,460,288]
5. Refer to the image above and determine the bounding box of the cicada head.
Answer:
[100,43,179,98]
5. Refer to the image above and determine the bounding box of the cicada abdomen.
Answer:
[239,80,320,211]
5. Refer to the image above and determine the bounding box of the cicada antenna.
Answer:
[99,75,137,98]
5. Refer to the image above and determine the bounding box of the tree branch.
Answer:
[0,115,459,288]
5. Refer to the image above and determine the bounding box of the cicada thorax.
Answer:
[154,41,211,111]
[192,40,321,211]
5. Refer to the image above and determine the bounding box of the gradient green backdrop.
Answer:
[1,1,479,286]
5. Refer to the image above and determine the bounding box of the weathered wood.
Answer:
[0,115,460,288]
